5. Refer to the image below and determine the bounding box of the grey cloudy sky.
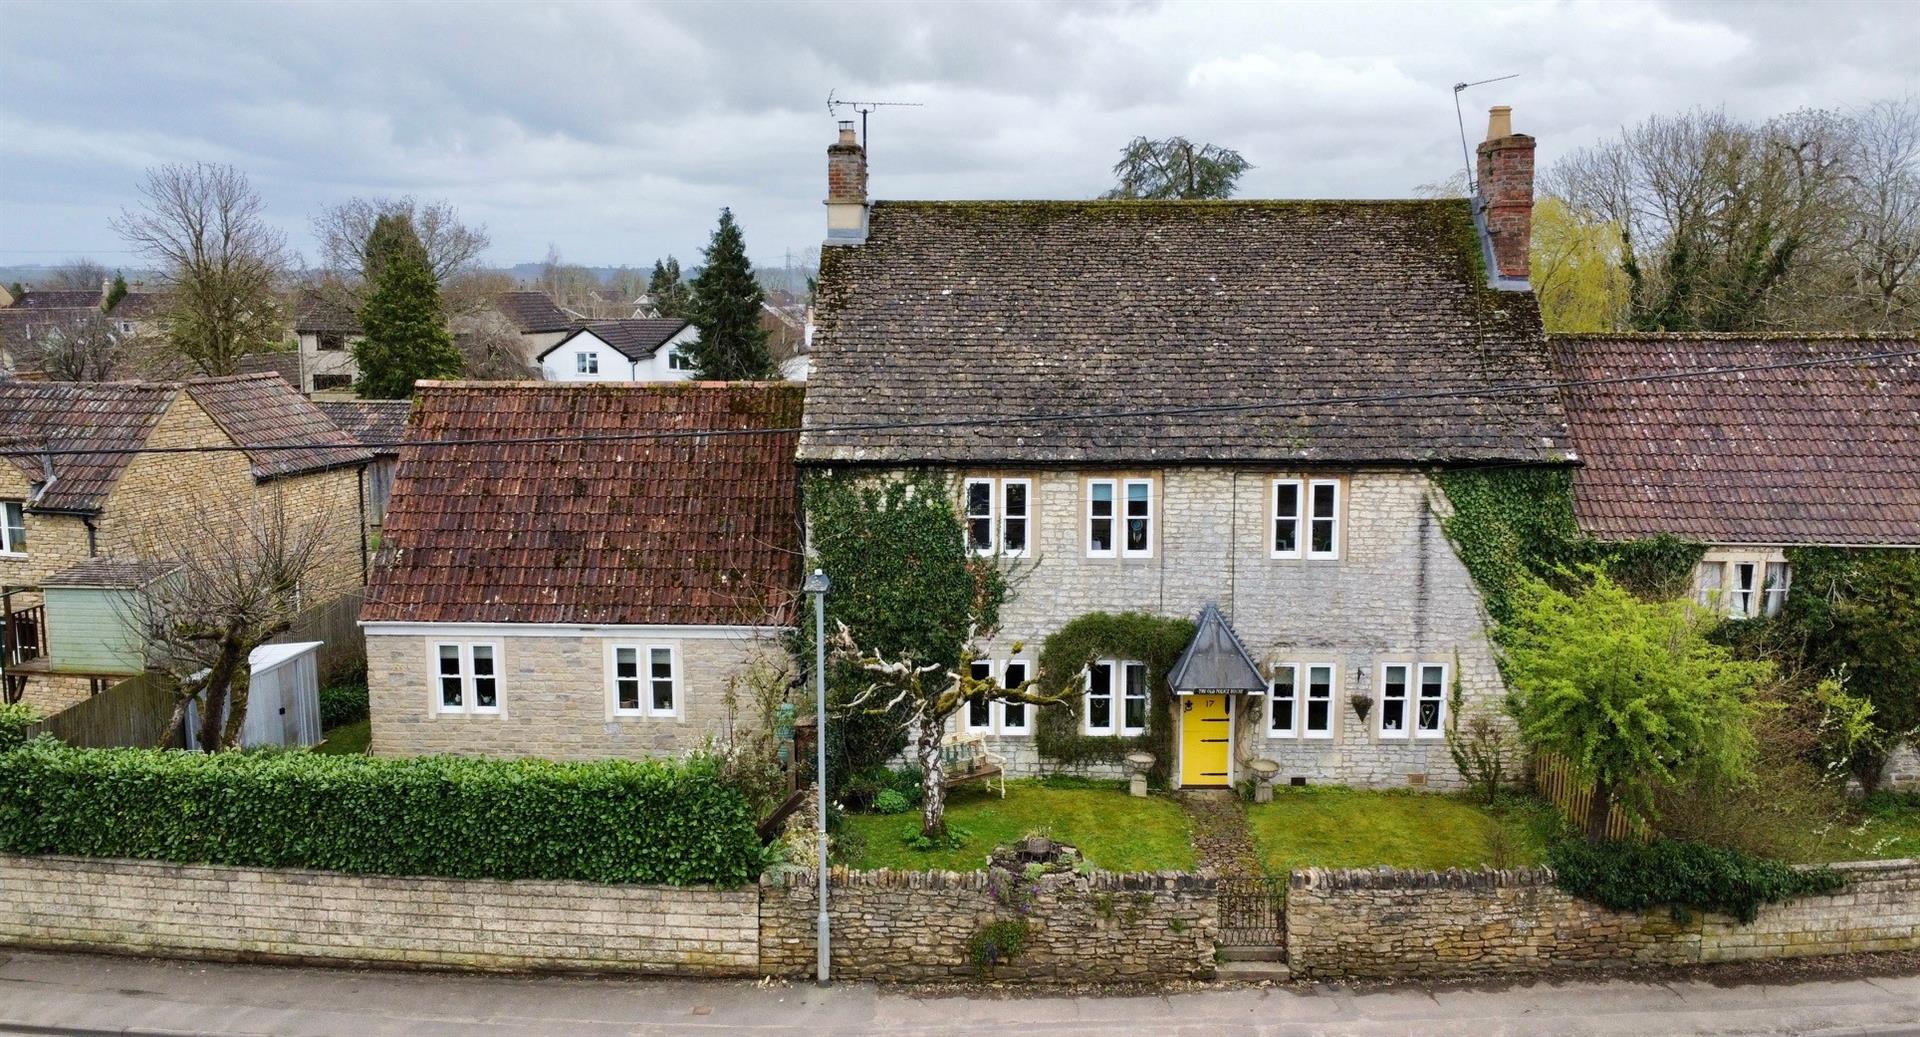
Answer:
[2,0,1915,273]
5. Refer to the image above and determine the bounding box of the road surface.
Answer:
[0,951,1917,1036]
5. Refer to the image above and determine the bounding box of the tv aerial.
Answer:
[1452,73,1519,195]
[827,89,923,161]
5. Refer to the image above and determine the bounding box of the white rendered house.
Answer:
[538,320,698,382]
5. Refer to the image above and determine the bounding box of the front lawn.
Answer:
[840,778,1195,872]
[1247,786,1555,876]
[313,720,370,755]
[1828,792,1920,860]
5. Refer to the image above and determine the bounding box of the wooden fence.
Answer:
[1534,751,1640,842]
[28,673,178,749]
[272,591,365,686]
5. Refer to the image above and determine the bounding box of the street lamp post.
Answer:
[802,568,832,985]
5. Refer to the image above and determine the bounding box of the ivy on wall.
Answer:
[1034,612,1197,788]
[1434,466,1703,624]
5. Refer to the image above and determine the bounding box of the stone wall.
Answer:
[366,628,781,761]
[759,868,1218,982]
[0,854,759,976]
[949,467,1504,789]
[1285,860,1920,980]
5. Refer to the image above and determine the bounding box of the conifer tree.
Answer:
[686,209,773,380]
[647,256,691,319]
[351,214,462,398]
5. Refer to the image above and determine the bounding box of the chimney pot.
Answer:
[837,120,857,145]
[1485,105,1513,142]
[1475,105,1535,282]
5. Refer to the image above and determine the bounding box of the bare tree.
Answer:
[311,196,492,312]
[28,312,124,381]
[456,310,540,380]
[1838,97,1920,331]
[40,259,110,294]
[118,497,332,751]
[112,163,288,375]
[535,244,601,312]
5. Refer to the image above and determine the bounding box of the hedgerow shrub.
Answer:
[318,684,370,730]
[0,704,40,752]
[0,743,764,887]
[1548,837,1844,924]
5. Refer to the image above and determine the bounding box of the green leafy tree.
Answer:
[647,256,692,319]
[686,210,773,380]
[1102,136,1252,200]
[1501,572,1770,840]
[104,272,129,312]
[802,473,1007,805]
[351,214,462,398]
[1531,196,1629,332]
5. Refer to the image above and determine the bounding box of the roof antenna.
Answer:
[1453,73,1519,196]
[827,89,923,164]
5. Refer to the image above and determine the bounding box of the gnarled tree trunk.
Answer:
[916,712,947,842]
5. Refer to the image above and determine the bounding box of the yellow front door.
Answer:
[1179,694,1232,787]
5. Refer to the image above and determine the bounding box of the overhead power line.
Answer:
[3,347,1916,461]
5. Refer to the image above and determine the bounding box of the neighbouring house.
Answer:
[468,290,579,362]
[537,319,699,382]
[359,381,804,761]
[318,399,412,530]
[0,374,373,711]
[800,111,1564,790]
[295,290,580,395]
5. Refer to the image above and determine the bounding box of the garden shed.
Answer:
[186,641,324,750]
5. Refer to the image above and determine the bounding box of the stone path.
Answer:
[1177,790,1264,877]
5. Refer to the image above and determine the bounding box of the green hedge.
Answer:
[0,742,764,887]
[0,705,39,752]
[318,683,371,730]
[1548,837,1844,924]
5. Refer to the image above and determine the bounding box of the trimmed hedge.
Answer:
[0,705,39,752]
[0,742,764,887]
[318,683,371,730]
[1549,837,1844,924]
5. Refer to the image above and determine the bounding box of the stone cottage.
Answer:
[0,374,371,710]
[358,381,803,760]
[800,110,1569,790]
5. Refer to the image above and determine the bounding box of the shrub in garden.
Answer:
[0,742,764,887]
[0,704,41,752]
[318,683,370,730]
[1548,837,1843,924]
[873,789,911,815]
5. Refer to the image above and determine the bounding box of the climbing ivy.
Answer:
[1034,612,1197,788]
[1434,466,1703,624]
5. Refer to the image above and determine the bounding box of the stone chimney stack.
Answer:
[1475,105,1535,282]
[825,120,868,245]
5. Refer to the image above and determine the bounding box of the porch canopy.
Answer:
[1168,603,1266,695]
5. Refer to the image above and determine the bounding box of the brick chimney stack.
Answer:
[1475,105,1535,282]
[825,120,868,245]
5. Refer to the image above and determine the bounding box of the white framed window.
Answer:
[1303,663,1335,739]
[1764,562,1791,617]
[1267,663,1298,736]
[646,645,678,716]
[435,642,500,715]
[1084,660,1115,734]
[668,349,694,371]
[1122,479,1153,557]
[1695,561,1724,608]
[1087,479,1116,557]
[998,660,1032,735]
[1271,479,1302,558]
[576,352,598,375]
[1728,561,1758,618]
[1379,664,1410,739]
[1308,479,1341,559]
[963,478,1032,558]
[1120,660,1149,735]
[963,659,995,734]
[613,645,644,714]
[1416,663,1447,738]
[0,501,25,555]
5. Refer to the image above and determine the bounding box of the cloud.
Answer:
[1,0,1914,271]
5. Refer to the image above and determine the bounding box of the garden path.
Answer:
[1177,790,1263,877]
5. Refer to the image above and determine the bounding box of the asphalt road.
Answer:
[0,951,1917,1036]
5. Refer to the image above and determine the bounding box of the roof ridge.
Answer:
[1552,331,1920,342]
[872,198,1464,208]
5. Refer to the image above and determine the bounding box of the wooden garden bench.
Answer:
[939,733,1006,798]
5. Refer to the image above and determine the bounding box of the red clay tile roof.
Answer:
[1553,333,1920,546]
[802,199,1568,465]
[0,374,370,512]
[184,374,372,481]
[492,291,576,333]
[319,400,412,455]
[542,319,691,363]
[362,381,804,626]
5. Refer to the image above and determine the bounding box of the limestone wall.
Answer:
[1285,860,1920,980]
[758,868,1218,982]
[0,854,759,975]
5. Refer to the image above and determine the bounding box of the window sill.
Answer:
[0,551,26,559]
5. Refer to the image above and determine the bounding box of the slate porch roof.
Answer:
[800,199,1568,466]
[361,381,805,626]
[0,374,370,514]
[1552,333,1920,546]
[540,319,693,363]
[1168,603,1267,695]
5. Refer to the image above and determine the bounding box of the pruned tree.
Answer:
[1103,136,1252,200]
[352,213,463,398]
[112,162,288,375]
[687,209,774,380]
[832,624,1066,841]
[119,497,333,752]
[28,311,124,381]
